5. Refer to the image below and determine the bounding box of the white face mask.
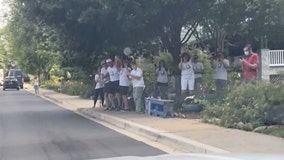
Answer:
[244,51,250,56]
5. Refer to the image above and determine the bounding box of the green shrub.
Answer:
[259,126,284,138]
[61,67,88,81]
[41,80,60,91]
[201,99,225,120]
[143,71,156,97]
[202,81,284,130]
[60,80,92,98]
[80,87,94,99]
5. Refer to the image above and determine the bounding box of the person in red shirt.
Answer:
[240,44,259,81]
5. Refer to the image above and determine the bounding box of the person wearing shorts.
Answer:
[118,58,131,111]
[93,67,104,107]
[106,58,120,110]
[178,52,195,97]
[34,76,39,95]
[101,60,110,109]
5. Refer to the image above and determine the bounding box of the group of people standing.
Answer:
[92,51,230,111]
[178,51,229,97]
[178,43,259,98]
[92,44,259,111]
[93,57,145,113]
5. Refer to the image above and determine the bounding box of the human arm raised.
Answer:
[127,69,142,80]
[240,54,259,69]
[178,57,183,70]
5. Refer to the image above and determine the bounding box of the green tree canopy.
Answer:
[5,0,284,76]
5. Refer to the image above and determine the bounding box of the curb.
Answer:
[79,108,230,154]
[44,95,64,105]
[27,86,230,154]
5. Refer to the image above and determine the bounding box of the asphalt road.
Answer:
[0,88,165,160]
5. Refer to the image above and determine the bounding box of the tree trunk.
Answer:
[161,25,183,96]
[216,29,226,53]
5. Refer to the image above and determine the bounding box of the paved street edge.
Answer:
[78,108,230,154]
[25,86,229,154]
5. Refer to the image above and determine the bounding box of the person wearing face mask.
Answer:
[240,44,259,82]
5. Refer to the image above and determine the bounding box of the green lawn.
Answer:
[260,126,284,138]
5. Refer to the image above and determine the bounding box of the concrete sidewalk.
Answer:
[25,85,284,154]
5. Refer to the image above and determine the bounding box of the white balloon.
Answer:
[123,47,132,56]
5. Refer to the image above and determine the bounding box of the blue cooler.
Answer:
[148,98,174,118]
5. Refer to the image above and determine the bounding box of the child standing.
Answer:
[34,76,39,95]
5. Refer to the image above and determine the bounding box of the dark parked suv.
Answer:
[3,76,20,91]
[8,69,24,89]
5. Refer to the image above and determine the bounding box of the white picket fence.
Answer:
[269,50,284,67]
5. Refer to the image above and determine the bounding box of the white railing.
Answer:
[269,50,284,67]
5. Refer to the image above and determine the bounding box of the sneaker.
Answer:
[124,108,130,112]
[109,107,115,111]
[104,107,110,111]
[136,111,145,114]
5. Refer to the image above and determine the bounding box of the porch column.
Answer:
[260,49,270,81]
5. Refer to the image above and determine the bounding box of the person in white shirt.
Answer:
[93,67,104,107]
[154,60,169,99]
[127,61,145,113]
[105,58,120,110]
[178,52,195,97]
[212,51,229,94]
[100,60,110,109]
[192,55,204,95]
[118,57,131,111]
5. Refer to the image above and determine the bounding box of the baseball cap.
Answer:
[106,59,112,63]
